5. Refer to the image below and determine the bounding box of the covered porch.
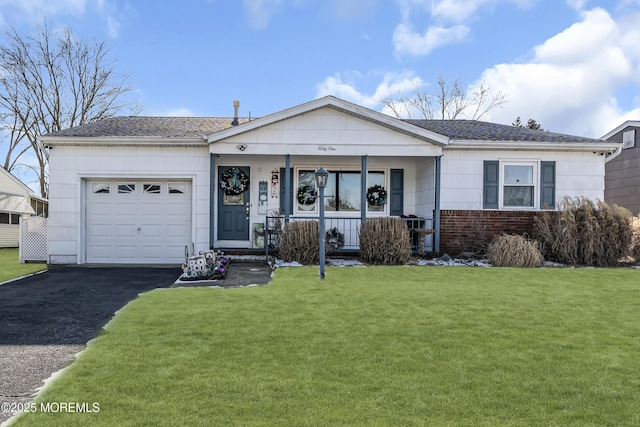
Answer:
[206,97,446,254]
[261,154,442,257]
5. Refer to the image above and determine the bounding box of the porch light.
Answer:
[314,167,329,279]
[314,167,329,189]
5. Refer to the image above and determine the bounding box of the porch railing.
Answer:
[265,215,435,259]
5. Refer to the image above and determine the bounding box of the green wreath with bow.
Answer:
[366,184,387,207]
[220,167,249,195]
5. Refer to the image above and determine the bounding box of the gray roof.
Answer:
[44,115,604,144]
[45,116,250,138]
[405,119,604,143]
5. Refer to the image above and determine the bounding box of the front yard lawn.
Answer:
[14,266,640,426]
[0,248,46,283]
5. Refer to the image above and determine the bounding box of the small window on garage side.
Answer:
[143,183,161,194]
[91,182,111,194]
[10,214,20,224]
[0,212,9,224]
[118,183,136,194]
[168,183,187,194]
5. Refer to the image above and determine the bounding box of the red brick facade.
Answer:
[439,210,539,255]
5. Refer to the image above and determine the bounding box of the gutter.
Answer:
[446,140,622,153]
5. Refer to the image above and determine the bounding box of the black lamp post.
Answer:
[314,167,329,279]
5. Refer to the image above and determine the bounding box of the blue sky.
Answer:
[1,0,640,140]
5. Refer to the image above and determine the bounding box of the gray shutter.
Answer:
[390,169,404,216]
[279,168,293,215]
[483,161,499,209]
[540,161,556,209]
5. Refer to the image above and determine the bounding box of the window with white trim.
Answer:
[502,164,535,207]
[295,169,387,214]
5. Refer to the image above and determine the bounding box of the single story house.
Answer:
[0,166,48,248]
[41,96,620,264]
[603,120,640,215]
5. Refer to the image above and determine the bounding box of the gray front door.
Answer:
[218,166,250,241]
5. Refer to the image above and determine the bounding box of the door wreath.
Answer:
[220,167,249,195]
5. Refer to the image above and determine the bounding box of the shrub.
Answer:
[486,234,544,268]
[279,220,320,264]
[360,217,411,265]
[630,215,640,262]
[533,197,633,267]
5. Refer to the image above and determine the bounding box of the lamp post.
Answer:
[314,167,329,279]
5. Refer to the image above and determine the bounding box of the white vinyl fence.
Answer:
[19,216,47,263]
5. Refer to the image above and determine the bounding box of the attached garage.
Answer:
[85,179,192,264]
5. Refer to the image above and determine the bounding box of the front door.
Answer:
[218,166,250,241]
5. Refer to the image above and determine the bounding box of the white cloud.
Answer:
[394,0,534,56]
[393,23,470,56]
[478,7,639,137]
[319,6,640,137]
[0,0,87,24]
[316,71,423,109]
[242,0,282,29]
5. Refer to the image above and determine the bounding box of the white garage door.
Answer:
[86,180,192,264]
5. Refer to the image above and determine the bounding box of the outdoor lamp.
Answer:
[314,167,329,279]
[314,167,329,189]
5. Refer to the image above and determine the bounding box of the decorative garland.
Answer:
[326,227,345,251]
[220,167,249,195]
[366,184,387,207]
[297,185,318,206]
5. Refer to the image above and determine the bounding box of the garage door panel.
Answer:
[86,180,192,264]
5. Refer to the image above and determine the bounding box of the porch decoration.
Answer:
[220,167,249,195]
[326,227,345,251]
[181,250,229,281]
[297,185,318,206]
[366,184,387,207]
[271,169,279,198]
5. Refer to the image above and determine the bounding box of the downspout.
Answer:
[605,146,623,163]
[209,153,216,249]
[434,155,441,253]
[361,155,367,224]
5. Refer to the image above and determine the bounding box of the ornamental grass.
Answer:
[278,220,320,264]
[486,234,544,268]
[534,197,633,267]
[359,217,411,265]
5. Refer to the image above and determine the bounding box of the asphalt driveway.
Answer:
[0,266,179,425]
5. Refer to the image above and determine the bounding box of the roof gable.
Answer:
[207,96,450,146]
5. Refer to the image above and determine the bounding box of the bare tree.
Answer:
[0,19,142,197]
[381,74,508,120]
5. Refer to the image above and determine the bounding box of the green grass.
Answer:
[0,248,46,283]
[14,266,640,426]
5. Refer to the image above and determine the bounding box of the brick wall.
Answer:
[439,210,538,255]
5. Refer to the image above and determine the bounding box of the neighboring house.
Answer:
[0,166,48,248]
[603,121,640,215]
[41,96,620,264]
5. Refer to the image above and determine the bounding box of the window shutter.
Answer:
[389,169,404,216]
[540,161,556,209]
[279,168,294,215]
[483,161,499,209]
